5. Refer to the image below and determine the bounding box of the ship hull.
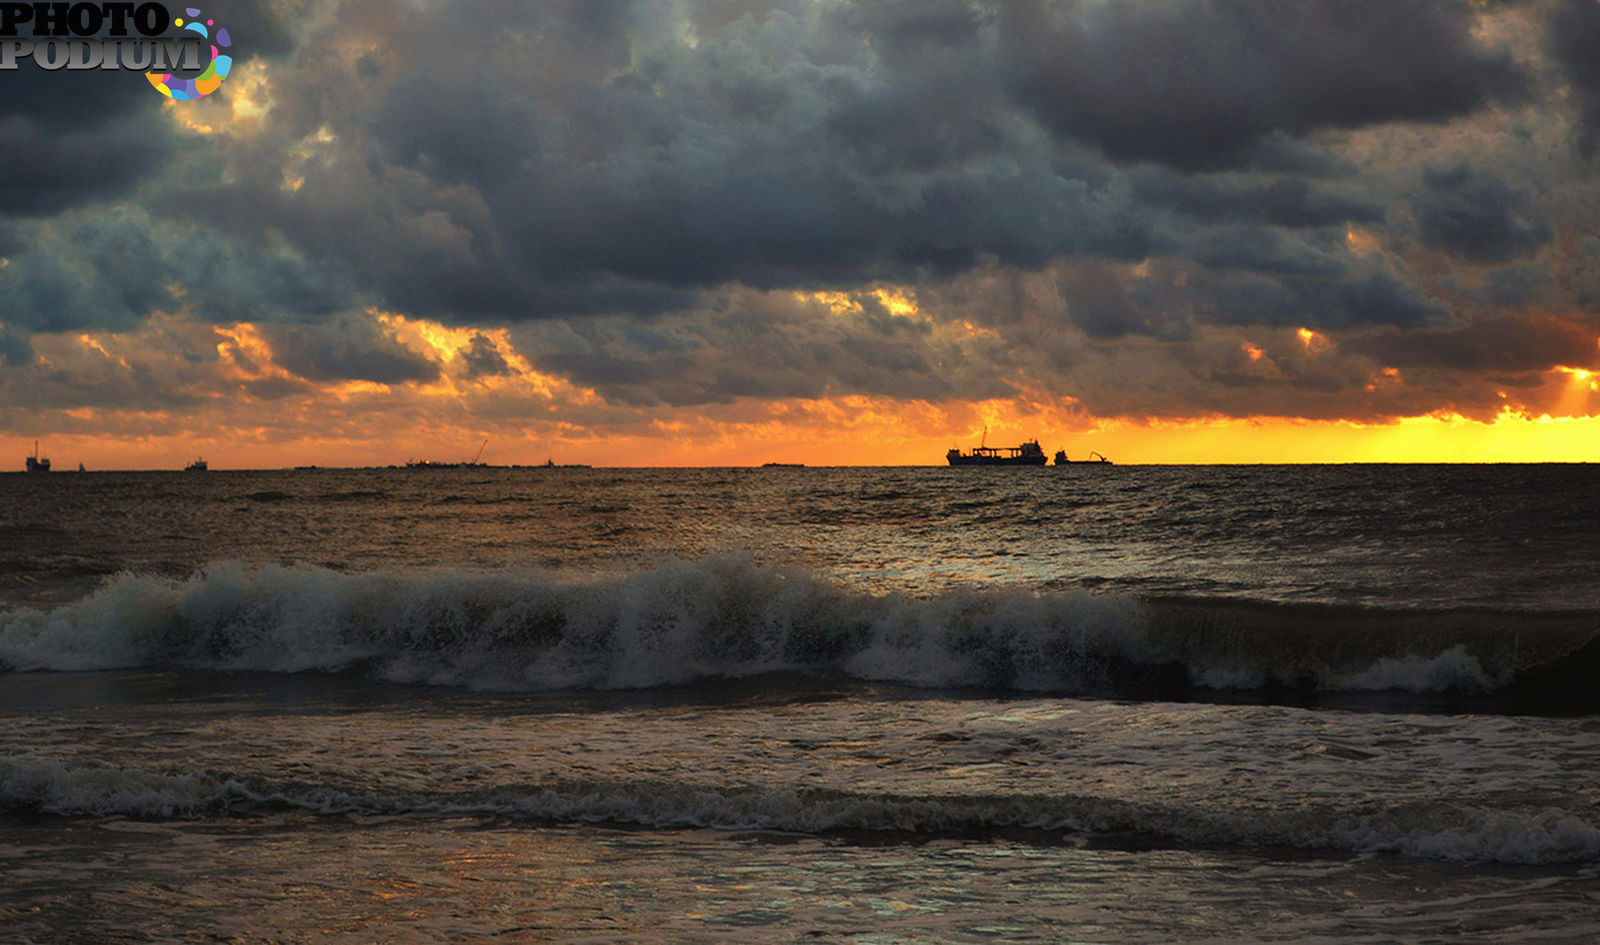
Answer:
[946,454,1047,466]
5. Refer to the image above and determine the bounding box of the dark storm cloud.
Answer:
[0,211,175,334]
[1003,0,1525,170]
[1130,171,1386,229]
[457,334,512,380]
[10,0,1522,341]
[1547,0,1600,159]
[198,0,1526,342]
[1410,165,1552,264]
[0,209,357,334]
[0,60,173,218]
[1475,264,1553,309]
[832,0,986,48]
[5,0,1597,430]
[1348,315,1600,373]
[0,0,296,219]
[187,0,1158,323]
[0,325,32,366]
[1042,260,1443,341]
[0,220,22,257]
[1210,269,1444,330]
[520,288,1015,407]
[0,0,334,340]
[1191,228,1352,279]
[1053,261,1196,341]
[257,315,439,386]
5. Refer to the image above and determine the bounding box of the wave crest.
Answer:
[1,557,1595,699]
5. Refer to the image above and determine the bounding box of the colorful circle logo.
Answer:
[147,7,231,100]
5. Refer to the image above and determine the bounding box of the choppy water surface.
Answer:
[3,465,1599,942]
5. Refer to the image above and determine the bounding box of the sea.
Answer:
[2,463,1599,943]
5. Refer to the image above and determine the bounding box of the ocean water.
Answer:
[2,464,1599,943]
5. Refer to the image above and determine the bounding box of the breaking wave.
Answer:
[1,556,1596,703]
[3,753,1597,866]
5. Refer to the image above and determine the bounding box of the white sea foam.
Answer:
[0,557,1155,690]
[0,557,1585,696]
[1327,645,1495,692]
[0,754,237,818]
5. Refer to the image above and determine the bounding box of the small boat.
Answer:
[185,457,208,471]
[24,440,50,473]
[946,434,1048,466]
[408,440,490,469]
[1054,449,1112,465]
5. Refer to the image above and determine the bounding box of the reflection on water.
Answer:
[4,817,1594,943]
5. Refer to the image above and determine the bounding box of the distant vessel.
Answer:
[185,457,208,472]
[24,440,49,473]
[762,462,805,468]
[946,434,1048,466]
[1054,449,1112,466]
[408,439,490,469]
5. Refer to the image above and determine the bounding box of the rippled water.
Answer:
[3,465,1600,941]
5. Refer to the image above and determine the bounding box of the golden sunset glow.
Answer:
[802,288,926,322]
[1297,328,1333,354]
[13,378,1600,471]
[6,302,1598,469]
[1345,226,1382,256]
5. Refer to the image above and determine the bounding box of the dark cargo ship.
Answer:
[24,440,49,473]
[946,438,1048,466]
[1054,449,1112,465]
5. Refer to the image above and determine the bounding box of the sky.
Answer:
[3,0,1600,468]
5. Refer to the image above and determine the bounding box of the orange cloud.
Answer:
[8,312,1600,470]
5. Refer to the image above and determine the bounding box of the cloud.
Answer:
[1129,170,1385,228]
[0,207,357,335]
[5,0,1533,336]
[256,314,440,385]
[1348,314,1600,375]
[0,325,32,366]
[0,60,178,220]
[1004,0,1525,170]
[156,0,1166,323]
[457,334,513,379]
[0,316,221,415]
[1475,263,1554,309]
[1212,268,1444,330]
[517,286,1017,407]
[4,0,1599,448]
[1547,0,1600,160]
[1410,164,1552,264]
[0,0,297,220]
